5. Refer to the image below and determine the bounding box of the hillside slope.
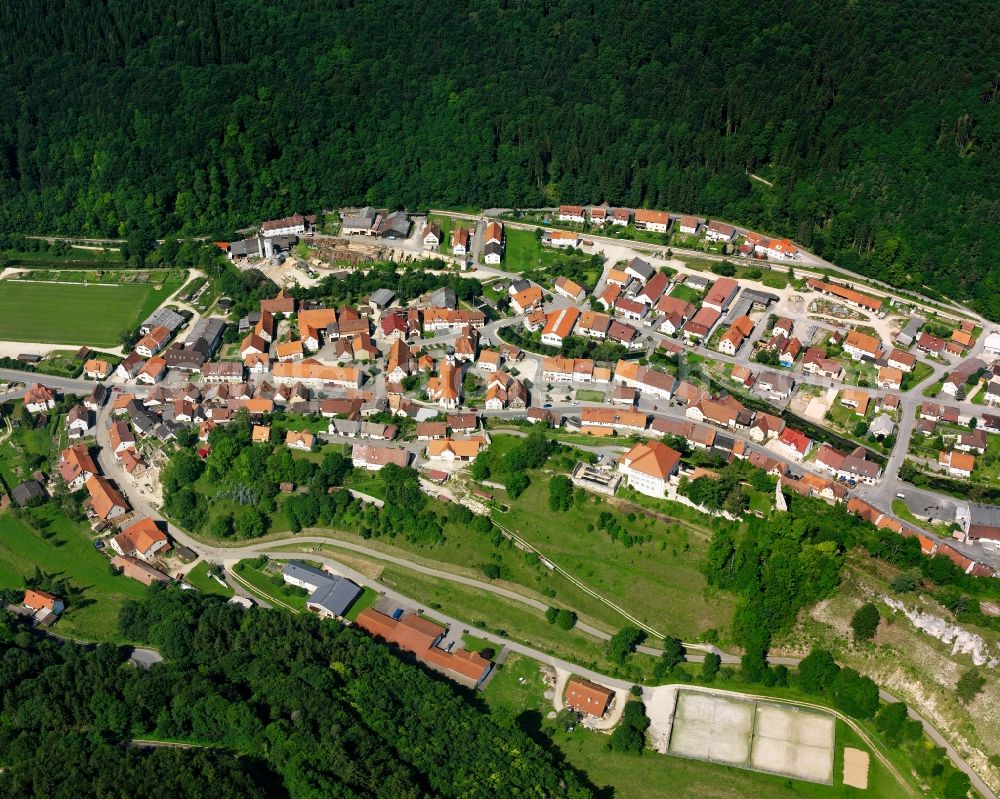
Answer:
[0,0,997,313]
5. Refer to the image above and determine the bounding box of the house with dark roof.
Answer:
[281,561,362,618]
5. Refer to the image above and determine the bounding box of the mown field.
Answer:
[0,278,180,346]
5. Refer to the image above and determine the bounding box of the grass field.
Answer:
[669,283,704,304]
[0,507,148,641]
[495,475,735,641]
[184,561,234,597]
[575,389,606,402]
[504,228,555,272]
[0,277,181,346]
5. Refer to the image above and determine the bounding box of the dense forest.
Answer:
[0,588,594,798]
[0,1,997,313]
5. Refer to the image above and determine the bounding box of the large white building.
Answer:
[617,441,681,499]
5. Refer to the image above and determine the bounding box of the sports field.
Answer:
[668,691,835,784]
[0,278,179,346]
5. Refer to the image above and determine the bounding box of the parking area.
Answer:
[667,690,835,785]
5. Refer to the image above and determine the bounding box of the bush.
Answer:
[701,652,721,682]
[956,668,985,704]
[606,627,645,666]
[606,701,649,754]
[850,603,880,641]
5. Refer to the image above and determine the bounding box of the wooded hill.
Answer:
[0,1,997,315]
[0,588,593,798]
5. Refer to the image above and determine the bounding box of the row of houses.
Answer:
[556,205,737,243]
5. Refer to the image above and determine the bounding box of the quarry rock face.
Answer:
[882,596,998,668]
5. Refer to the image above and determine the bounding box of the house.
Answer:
[484,221,504,249]
[877,366,903,390]
[682,307,721,341]
[653,293,691,321]
[802,348,844,380]
[484,240,503,264]
[607,321,642,350]
[611,208,631,226]
[885,349,916,373]
[252,425,271,443]
[281,561,362,618]
[565,677,615,717]
[577,310,612,339]
[589,207,607,226]
[756,371,795,400]
[635,272,670,306]
[240,332,268,360]
[85,476,130,521]
[703,278,739,312]
[686,398,739,428]
[952,329,974,349]
[261,288,297,316]
[285,431,315,451]
[416,422,449,441]
[806,278,883,313]
[23,383,55,414]
[613,360,676,399]
[869,414,895,439]
[451,227,470,256]
[748,412,785,442]
[815,444,882,484]
[558,204,586,224]
[776,428,812,460]
[83,359,112,380]
[984,381,1000,405]
[422,308,485,332]
[22,589,64,621]
[984,332,1000,357]
[427,437,487,462]
[939,450,975,478]
[625,257,655,283]
[580,407,647,434]
[842,330,882,361]
[956,429,987,454]
[110,517,169,561]
[839,388,870,415]
[111,555,171,586]
[136,357,167,384]
[719,326,746,356]
[764,238,799,260]
[58,443,99,490]
[261,213,307,237]
[421,223,441,250]
[476,349,501,373]
[540,307,580,347]
[554,276,586,301]
[614,298,646,322]
[85,383,109,412]
[272,360,361,389]
[606,269,631,287]
[617,441,681,499]
[545,230,580,248]
[706,220,736,242]
[351,444,410,471]
[633,209,670,234]
[201,362,245,383]
[134,326,172,358]
[542,356,575,383]
[678,214,700,235]
[916,332,946,355]
[511,286,544,314]
[66,405,90,439]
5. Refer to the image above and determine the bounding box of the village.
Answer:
[2,202,1000,794]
